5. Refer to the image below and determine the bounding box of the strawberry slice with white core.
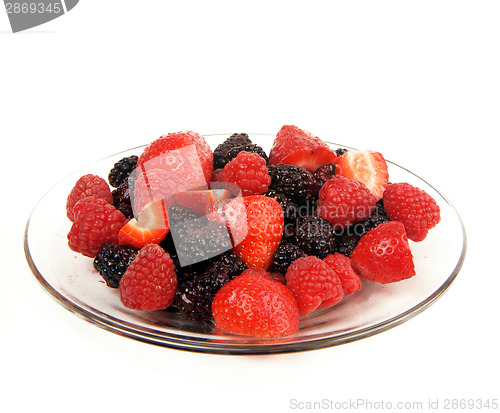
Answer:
[336,150,389,200]
[118,199,169,248]
[175,188,232,216]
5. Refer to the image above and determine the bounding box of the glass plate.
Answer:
[24,134,466,354]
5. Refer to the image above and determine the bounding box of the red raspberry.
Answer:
[222,151,271,196]
[66,174,113,221]
[212,271,299,338]
[119,244,177,311]
[316,176,376,230]
[67,197,127,258]
[211,168,225,183]
[323,253,362,296]
[285,256,344,316]
[383,182,441,242]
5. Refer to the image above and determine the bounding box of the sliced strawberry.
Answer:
[335,150,389,200]
[118,199,169,248]
[269,125,338,172]
[350,221,416,284]
[175,188,232,216]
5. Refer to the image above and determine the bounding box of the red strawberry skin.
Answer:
[231,195,284,270]
[269,125,338,172]
[336,150,389,200]
[137,131,213,184]
[383,182,441,242]
[211,272,299,338]
[119,244,177,311]
[350,221,416,284]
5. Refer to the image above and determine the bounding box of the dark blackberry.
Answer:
[269,243,307,275]
[294,215,335,258]
[213,133,252,170]
[112,182,134,219]
[203,250,247,279]
[176,221,233,266]
[174,272,230,320]
[267,164,318,204]
[108,155,138,188]
[333,233,360,257]
[93,243,139,288]
[226,144,269,165]
[313,163,337,189]
[335,148,349,157]
[264,190,299,224]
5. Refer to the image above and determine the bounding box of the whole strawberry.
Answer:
[119,244,177,311]
[222,151,271,196]
[68,197,127,258]
[316,176,376,230]
[323,253,362,296]
[137,131,213,184]
[383,182,441,242]
[231,195,284,270]
[211,271,299,338]
[350,221,416,283]
[285,256,344,316]
[66,174,113,221]
[269,125,338,172]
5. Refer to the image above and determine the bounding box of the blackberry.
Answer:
[269,243,307,275]
[174,272,230,320]
[264,190,299,224]
[335,148,349,157]
[112,182,134,219]
[203,250,247,279]
[268,164,318,204]
[333,233,360,257]
[176,221,233,266]
[313,163,336,189]
[93,243,138,288]
[226,144,269,165]
[108,155,138,188]
[213,133,252,170]
[294,215,335,258]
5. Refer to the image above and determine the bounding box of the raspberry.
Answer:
[383,182,441,242]
[174,272,230,320]
[316,176,376,230]
[66,174,113,221]
[323,253,362,296]
[212,271,299,338]
[294,215,336,258]
[108,155,138,188]
[119,244,177,311]
[68,197,127,258]
[269,243,307,275]
[285,256,344,316]
[221,151,271,196]
[211,168,225,182]
[213,133,253,170]
[267,164,318,204]
[93,243,139,288]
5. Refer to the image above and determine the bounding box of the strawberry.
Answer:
[211,271,299,338]
[174,188,232,216]
[137,131,213,184]
[350,221,416,284]
[118,199,169,249]
[231,195,284,270]
[269,125,338,172]
[336,150,389,200]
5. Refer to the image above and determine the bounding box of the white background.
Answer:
[1,1,499,412]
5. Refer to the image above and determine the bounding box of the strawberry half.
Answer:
[269,125,338,172]
[231,195,284,270]
[335,150,389,200]
[350,221,416,284]
[118,199,169,248]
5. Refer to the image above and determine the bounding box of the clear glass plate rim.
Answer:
[23,134,467,355]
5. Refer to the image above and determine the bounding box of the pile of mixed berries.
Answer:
[65,125,441,338]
